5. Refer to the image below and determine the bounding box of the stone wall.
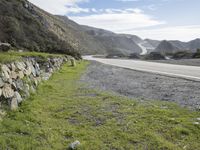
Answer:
[0,56,68,110]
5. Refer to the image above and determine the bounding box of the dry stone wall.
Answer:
[0,56,68,110]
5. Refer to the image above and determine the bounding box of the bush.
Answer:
[172,51,193,59]
[144,52,165,60]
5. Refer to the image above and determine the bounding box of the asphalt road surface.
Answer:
[83,56,200,81]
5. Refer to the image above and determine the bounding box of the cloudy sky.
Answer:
[29,0,200,41]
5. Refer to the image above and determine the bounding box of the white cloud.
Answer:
[70,9,165,31]
[28,0,89,15]
[124,25,200,41]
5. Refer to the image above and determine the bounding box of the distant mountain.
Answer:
[187,38,200,52]
[81,26,142,54]
[155,40,180,54]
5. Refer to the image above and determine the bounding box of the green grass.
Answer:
[0,61,200,150]
[0,51,63,63]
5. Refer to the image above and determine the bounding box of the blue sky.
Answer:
[29,0,200,41]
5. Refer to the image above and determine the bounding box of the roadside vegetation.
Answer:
[0,61,200,150]
[0,51,64,63]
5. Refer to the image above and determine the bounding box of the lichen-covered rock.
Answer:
[2,84,14,98]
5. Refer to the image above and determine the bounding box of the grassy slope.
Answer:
[0,61,200,150]
[0,52,63,63]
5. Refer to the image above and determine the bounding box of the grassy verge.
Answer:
[0,51,63,63]
[0,61,200,150]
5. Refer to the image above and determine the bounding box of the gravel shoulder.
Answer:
[81,61,200,110]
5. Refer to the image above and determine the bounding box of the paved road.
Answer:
[83,56,200,81]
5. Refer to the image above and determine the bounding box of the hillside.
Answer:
[155,40,180,54]
[0,0,80,56]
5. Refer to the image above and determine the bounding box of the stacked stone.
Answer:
[0,56,67,110]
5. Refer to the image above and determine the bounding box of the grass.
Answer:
[0,51,63,63]
[0,61,200,150]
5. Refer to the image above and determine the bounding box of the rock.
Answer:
[0,43,11,52]
[70,58,76,67]
[24,67,32,76]
[14,92,23,103]
[0,78,4,87]
[35,63,40,76]
[197,118,200,121]
[15,62,26,71]
[0,88,2,97]
[15,79,24,90]
[193,122,199,125]
[9,97,18,110]
[69,141,80,150]
[2,84,14,98]
[11,82,17,91]
[10,71,18,79]
[1,64,11,80]
[18,71,24,79]
[11,63,16,71]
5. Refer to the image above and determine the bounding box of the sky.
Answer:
[29,0,200,41]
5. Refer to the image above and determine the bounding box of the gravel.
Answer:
[81,61,200,110]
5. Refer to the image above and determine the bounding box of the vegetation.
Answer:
[0,51,64,63]
[0,0,80,58]
[0,61,200,149]
[172,51,193,59]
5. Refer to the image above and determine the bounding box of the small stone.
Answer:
[70,58,76,67]
[2,84,14,98]
[193,122,199,125]
[69,141,80,150]
[197,118,200,121]
[1,64,10,80]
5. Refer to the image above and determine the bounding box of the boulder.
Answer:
[2,84,14,98]
[0,43,11,52]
